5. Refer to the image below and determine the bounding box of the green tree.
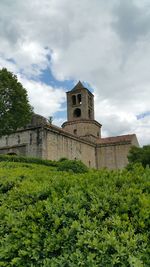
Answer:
[128,145,150,167]
[0,68,33,137]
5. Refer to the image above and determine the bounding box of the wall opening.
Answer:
[77,94,82,104]
[5,137,8,146]
[72,95,76,105]
[17,135,20,144]
[88,109,91,119]
[74,129,77,135]
[73,108,81,118]
[88,96,92,107]
[30,133,32,145]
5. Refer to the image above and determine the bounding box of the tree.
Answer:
[0,68,33,137]
[48,116,53,124]
[128,145,150,167]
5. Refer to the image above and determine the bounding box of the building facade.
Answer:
[0,81,139,169]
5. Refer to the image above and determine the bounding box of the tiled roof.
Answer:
[98,134,135,145]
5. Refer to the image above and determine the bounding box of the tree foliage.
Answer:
[0,68,33,137]
[128,145,150,167]
[57,159,88,173]
[0,161,150,266]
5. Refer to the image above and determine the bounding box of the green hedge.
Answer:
[0,155,88,173]
[0,162,150,266]
[57,159,88,173]
[0,154,58,167]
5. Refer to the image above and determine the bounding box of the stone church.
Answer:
[0,81,139,169]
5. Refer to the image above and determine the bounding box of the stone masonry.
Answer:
[0,81,139,169]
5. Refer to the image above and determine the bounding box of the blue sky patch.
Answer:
[39,67,75,91]
[136,111,150,120]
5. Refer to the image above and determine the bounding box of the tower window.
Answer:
[77,94,82,104]
[88,96,92,106]
[88,109,91,119]
[72,95,76,105]
[73,108,81,117]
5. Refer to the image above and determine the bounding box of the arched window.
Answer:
[72,95,76,105]
[73,108,81,118]
[77,94,82,104]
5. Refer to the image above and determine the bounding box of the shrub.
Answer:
[58,157,68,162]
[128,145,150,167]
[57,159,88,173]
[0,154,58,167]
[0,162,150,266]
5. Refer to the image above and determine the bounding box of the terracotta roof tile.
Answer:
[98,134,135,145]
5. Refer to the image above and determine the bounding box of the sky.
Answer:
[0,0,150,146]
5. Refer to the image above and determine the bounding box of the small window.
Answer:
[88,109,91,119]
[88,96,92,106]
[73,108,81,118]
[30,133,32,145]
[77,94,82,104]
[17,135,20,144]
[74,129,77,135]
[6,137,8,146]
[72,95,76,105]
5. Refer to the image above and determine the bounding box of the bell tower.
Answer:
[62,81,102,141]
[67,81,94,121]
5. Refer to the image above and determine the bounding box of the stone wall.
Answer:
[44,128,96,168]
[96,135,139,169]
[0,124,139,170]
[67,88,94,121]
[0,126,96,168]
[0,127,44,158]
[62,120,101,139]
[96,143,131,169]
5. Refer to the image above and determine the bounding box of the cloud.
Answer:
[0,0,150,145]
[112,0,150,43]
[18,75,66,118]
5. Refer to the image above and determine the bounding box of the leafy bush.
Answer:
[0,162,150,266]
[58,157,68,162]
[57,159,88,173]
[0,154,58,167]
[128,145,150,167]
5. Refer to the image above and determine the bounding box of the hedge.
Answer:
[0,162,150,266]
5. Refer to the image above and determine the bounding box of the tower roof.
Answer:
[71,81,85,91]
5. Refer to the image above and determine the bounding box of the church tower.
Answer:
[62,81,102,141]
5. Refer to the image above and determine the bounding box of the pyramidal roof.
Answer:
[71,81,85,91]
